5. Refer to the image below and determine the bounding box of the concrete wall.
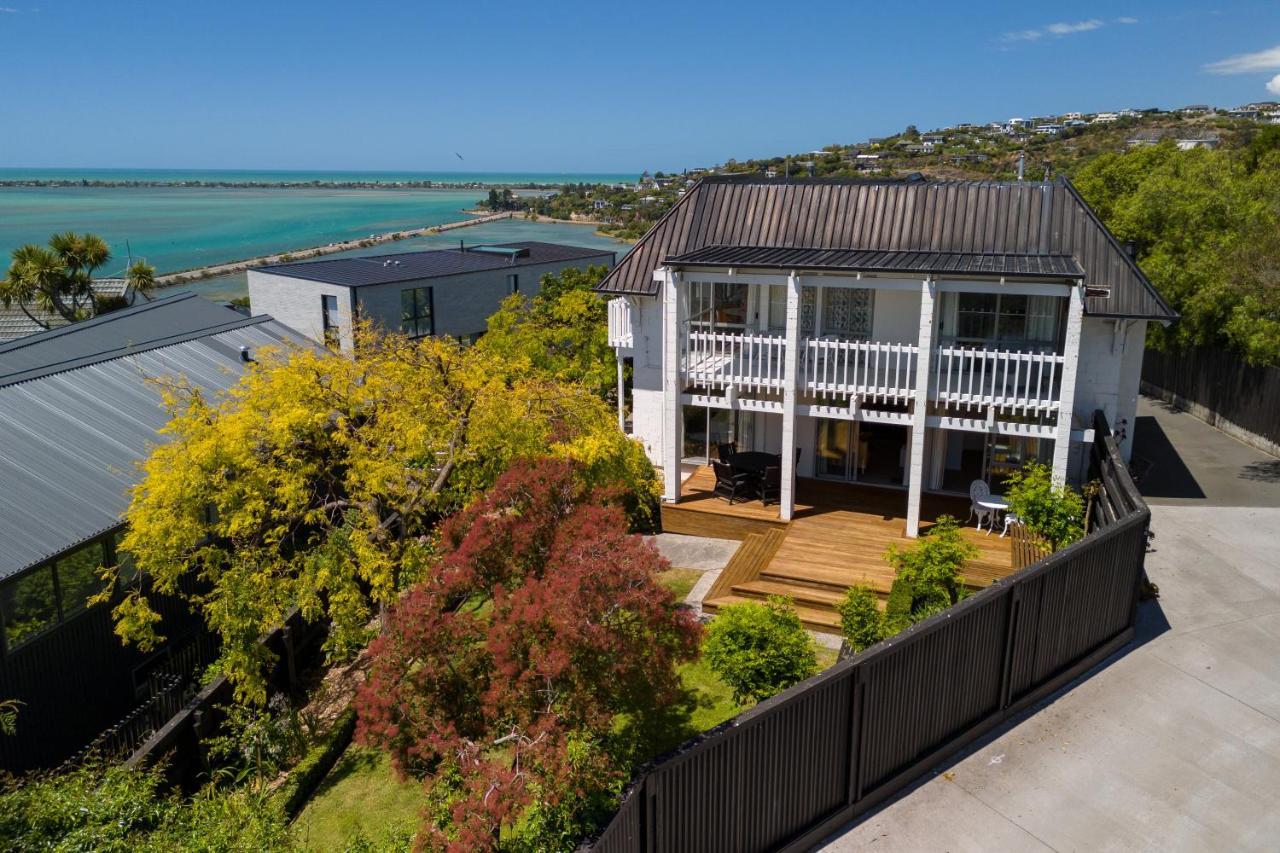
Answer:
[249,255,612,353]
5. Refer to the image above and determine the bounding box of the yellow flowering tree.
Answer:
[112,327,657,701]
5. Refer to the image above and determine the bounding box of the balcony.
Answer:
[802,338,918,405]
[680,328,1065,413]
[933,345,1065,416]
[686,329,787,392]
[606,297,633,349]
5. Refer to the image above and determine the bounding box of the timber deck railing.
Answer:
[590,409,1147,853]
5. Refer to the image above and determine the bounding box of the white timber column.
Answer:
[905,277,937,538]
[661,268,682,503]
[616,353,626,432]
[779,271,802,521]
[1052,282,1085,485]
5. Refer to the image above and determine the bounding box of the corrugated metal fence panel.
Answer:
[857,589,1008,794]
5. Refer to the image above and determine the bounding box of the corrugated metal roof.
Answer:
[257,241,616,287]
[666,246,1085,278]
[595,175,1176,320]
[0,295,314,582]
[0,292,266,385]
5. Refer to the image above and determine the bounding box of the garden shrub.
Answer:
[702,596,818,705]
[0,760,290,851]
[1004,462,1085,551]
[835,586,883,652]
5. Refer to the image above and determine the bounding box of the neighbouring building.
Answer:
[0,293,313,772]
[598,175,1175,536]
[248,242,616,353]
[0,278,137,343]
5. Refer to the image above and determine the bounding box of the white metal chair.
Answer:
[968,480,993,531]
[1000,512,1019,538]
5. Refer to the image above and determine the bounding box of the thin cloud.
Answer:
[0,7,21,11]
[1046,19,1103,35]
[1205,45,1280,74]
[1002,17,1129,44]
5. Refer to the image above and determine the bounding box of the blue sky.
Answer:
[1,1,1278,173]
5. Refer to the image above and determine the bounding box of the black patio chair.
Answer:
[716,442,737,463]
[712,460,756,504]
[760,465,782,506]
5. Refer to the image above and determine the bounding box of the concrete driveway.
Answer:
[821,398,1280,852]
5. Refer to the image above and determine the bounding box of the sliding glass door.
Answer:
[815,419,860,481]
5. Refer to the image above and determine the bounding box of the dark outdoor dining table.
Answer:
[728,451,781,476]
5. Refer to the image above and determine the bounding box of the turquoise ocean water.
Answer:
[0,169,637,301]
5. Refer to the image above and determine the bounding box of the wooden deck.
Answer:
[672,466,1015,633]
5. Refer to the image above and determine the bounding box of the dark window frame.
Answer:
[400,286,435,338]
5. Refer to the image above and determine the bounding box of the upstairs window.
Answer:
[688,281,748,330]
[321,294,340,348]
[400,287,434,338]
[506,273,519,295]
[952,293,1060,350]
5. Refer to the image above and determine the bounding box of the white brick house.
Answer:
[598,176,1175,536]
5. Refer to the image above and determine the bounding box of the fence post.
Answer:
[845,669,865,806]
[998,585,1021,709]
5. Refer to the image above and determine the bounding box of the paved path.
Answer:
[821,396,1280,852]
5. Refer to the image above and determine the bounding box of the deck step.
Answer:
[731,579,852,607]
[703,594,843,633]
[704,528,789,603]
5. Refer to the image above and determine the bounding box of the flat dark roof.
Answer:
[255,241,616,287]
[666,246,1085,279]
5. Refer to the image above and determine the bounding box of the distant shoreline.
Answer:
[157,211,517,286]
[462,210,640,244]
[0,179,588,191]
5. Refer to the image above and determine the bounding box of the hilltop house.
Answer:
[248,242,615,353]
[599,175,1175,538]
[0,293,312,771]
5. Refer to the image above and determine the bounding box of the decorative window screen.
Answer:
[821,288,873,339]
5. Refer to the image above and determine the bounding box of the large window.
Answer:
[767,285,817,335]
[682,405,739,462]
[0,537,112,654]
[952,293,1060,349]
[400,286,434,338]
[688,281,748,330]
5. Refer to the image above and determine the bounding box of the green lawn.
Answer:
[292,747,420,851]
[658,567,702,601]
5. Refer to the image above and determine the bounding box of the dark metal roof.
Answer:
[0,294,315,582]
[596,175,1176,320]
[0,292,276,386]
[666,245,1085,279]
[256,241,616,287]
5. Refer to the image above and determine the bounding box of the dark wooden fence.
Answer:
[591,410,1148,852]
[1142,344,1280,449]
[125,608,327,790]
[0,581,211,773]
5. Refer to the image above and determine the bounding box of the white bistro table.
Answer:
[976,494,1010,535]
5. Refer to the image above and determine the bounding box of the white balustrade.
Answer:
[932,346,1065,416]
[607,298,633,348]
[801,338,919,404]
[685,329,787,392]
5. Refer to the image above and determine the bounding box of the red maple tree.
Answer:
[355,458,700,850]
